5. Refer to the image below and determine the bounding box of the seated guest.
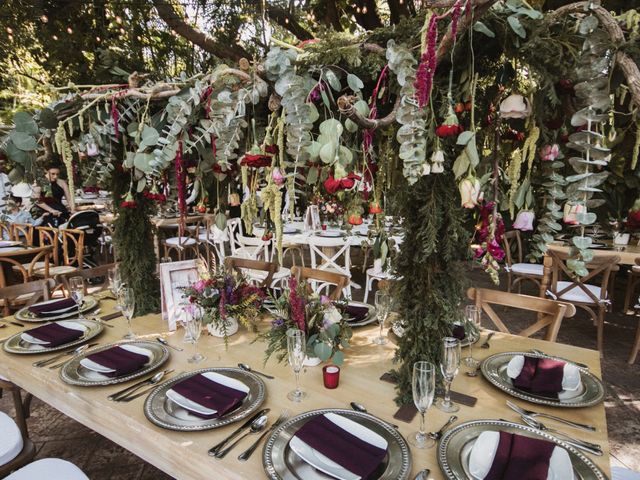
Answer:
[0,197,48,239]
[35,163,72,227]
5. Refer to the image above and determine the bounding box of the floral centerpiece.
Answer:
[260,277,352,366]
[312,194,345,225]
[181,265,265,343]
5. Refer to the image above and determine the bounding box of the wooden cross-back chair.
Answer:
[306,235,356,297]
[502,230,544,293]
[162,219,201,261]
[10,224,34,246]
[57,262,116,296]
[37,226,60,266]
[467,287,576,342]
[545,250,620,352]
[224,257,279,289]
[290,266,350,301]
[0,245,52,290]
[0,276,55,318]
[0,221,11,240]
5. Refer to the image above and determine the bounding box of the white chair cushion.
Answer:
[510,263,544,276]
[0,411,23,467]
[612,467,640,480]
[366,267,391,280]
[5,458,88,480]
[555,281,603,304]
[16,261,47,272]
[165,237,197,247]
[36,265,77,276]
[632,265,640,274]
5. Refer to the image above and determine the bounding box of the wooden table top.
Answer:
[0,300,611,479]
[549,241,640,266]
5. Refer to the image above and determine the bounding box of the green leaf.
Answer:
[306,166,319,185]
[507,15,527,38]
[346,73,364,92]
[572,236,592,249]
[323,69,341,92]
[473,21,495,37]
[9,131,38,151]
[39,108,58,129]
[13,112,39,134]
[465,139,480,169]
[453,151,470,179]
[314,341,332,361]
[332,350,345,366]
[136,178,146,193]
[215,212,227,230]
[456,131,475,146]
[133,153,153,173]
[320,89,331,110]
[307,102,319,123]
[345,119,358,133]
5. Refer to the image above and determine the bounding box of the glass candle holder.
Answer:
[323,365,340,389]
[321,224,327,231]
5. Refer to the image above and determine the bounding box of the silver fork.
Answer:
[507,401,595,432]
[237,410,290,461]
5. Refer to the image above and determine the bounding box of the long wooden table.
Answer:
[548,241,639,265]
[0,300,611,479]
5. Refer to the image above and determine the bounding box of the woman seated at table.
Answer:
[35,162,73,227]
[0,197,49,239]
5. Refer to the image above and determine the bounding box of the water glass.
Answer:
[410,361,436,449]
[436,337,461,413]
[184,306,205,364]
[463,305,481,374]
[287,329,307,402]
[119,287,136,340]
[69,276,85,306]
[108,267,123,310]
[374,291,390,345]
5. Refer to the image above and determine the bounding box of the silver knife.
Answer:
[208,408,270,456]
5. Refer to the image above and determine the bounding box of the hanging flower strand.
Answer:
[415,14,439,108]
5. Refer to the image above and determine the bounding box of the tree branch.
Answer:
[152,0,249,61]
[265,3,313,40]
[338,96,399,129]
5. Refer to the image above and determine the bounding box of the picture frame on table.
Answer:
[159,260,199,331]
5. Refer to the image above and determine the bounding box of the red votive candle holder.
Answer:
[323,365,340,389]
[321,224,327,231]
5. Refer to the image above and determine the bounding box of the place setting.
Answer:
[2,318,104,355]
[14,296,99,323]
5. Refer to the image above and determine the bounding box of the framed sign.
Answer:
[159,260,199,331]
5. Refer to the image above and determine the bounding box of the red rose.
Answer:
[323,172,361,195]
[263,144,278,155]
[240,154,272,168]
[435,124,464,137]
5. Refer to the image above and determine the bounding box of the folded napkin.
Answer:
[509,356,567,397]
[85,346,149,377]
[25,322,83,346]
[452,323,466,341]
[28,298,78,317]
[294,415,387,480]
[171,374,247,419]
[343,304,369,322]
[485,431,557,480]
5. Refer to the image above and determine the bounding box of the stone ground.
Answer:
[1,262,639,478]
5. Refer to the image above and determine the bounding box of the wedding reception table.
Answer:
[0,300,611,479]
[548,241,640,266]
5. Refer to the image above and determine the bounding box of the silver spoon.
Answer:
[156,337,183,351]
[520,416,602,456]
[238,363,274,379]
[215,414,269,458]
[350,402,399,429]
[481,331,495,349]
[428,415,457,440]
[109,370,169,401]
[33,343,95,367]
[414,469,430,480]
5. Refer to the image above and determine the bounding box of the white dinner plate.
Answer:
[318,230,342,238]
[28,298,79,316]
[289,413,388,480]
[20,320,87,345]
[506,355,584,400]
[165,371,250,416]
[80,344,152,373]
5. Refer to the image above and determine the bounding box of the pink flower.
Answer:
[459,176,482,209]
[539,144,560,161]
[513,210,535,231]
[193,279,207,294]
[487,239,505,261]
[272,167,286,186]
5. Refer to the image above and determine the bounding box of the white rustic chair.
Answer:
[306,235,358,298]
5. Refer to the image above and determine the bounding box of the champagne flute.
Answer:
[463,305,481,374]
[374,291,390,345]
[184,305,205,363]
[69,276,85,308]
[108,267,122,310]
[119,287,136,340]
[436,337,461,413]
[286,329,307,402]
[410,361,436,449]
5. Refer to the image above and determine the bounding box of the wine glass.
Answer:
[463,305,481,374]
[373,290,390,345]
[410,361,436,449]
[183,305,205,364]
[436,337,461,413]
[69,276,85,307]
[119,287,136,340]
[287,329,307,402]
[108,267,123,310]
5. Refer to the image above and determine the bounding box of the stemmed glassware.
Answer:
[463,305,481,374]
[119,287,136,340]
[183,305,205,364]
[436,337,461,413]
[373,291,390,345]
[69,276,85,307]
[286,329,307,402]
[410,361,436,449]
[108,267,123,310]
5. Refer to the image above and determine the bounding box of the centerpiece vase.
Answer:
[303,356,322,367]
[207,316,239,337]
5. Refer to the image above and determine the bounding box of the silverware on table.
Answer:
[350,402,399,429]
[0,319,25,327]
[215,413,269,459]
[117,371,175,402]
[156,337,183,352]
[414,469,430,480]
[520,416,603,456]
[33,343,98,367]
[480,331,495,349]
[109,369,173,401]
[238,363,274,379]
[238,410,290,462]
[507,401,596,432]
[529,349,590,370]
[208,408,270,456]
[428,415,457,440]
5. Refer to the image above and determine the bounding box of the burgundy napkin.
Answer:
[86,346,149,377]
[28,298,78,317]
[26,322,83,346]
[485,431,556,480]
[343,304,369,322]
[171,374,247,419]
[295,415,387,480]
[513,357,565,397]
[452,324,466,340]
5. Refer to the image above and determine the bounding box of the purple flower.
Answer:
[271,318,284,328]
